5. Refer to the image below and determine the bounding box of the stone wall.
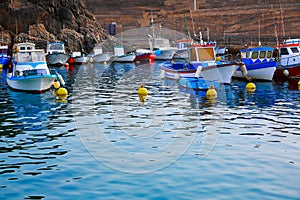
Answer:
[85,0,300,47]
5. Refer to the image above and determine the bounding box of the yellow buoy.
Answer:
[53,80,60,89]
[104,61,107,65]
[138,84,148,95]
[206,85,217,100]
[246,82,256,93]
[56,87,68,99]
[138,84,148,102]
[138,94,147,102]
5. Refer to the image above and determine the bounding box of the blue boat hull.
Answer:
[234,60,278,81]
[179,77,219,90]
[0,55,11,67]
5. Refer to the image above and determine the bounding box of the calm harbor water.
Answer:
[0,61,300,199]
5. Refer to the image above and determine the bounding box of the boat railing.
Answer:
[16,69,49,77]
[50,69,58,75]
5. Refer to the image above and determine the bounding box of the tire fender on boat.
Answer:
[283,69,289,77]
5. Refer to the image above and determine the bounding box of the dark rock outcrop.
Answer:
[0,0,109,53]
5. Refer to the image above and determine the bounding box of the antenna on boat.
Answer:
[207,28,210,42]
[258,18,261,46]
[279,0,285,38]
[199,31,203,45]
[190,9,196,37]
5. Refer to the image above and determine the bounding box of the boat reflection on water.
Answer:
[181,80,280,109]
[5,89,59,132]
[99,62,136,87]
[227,80,278,108]
[273,78,300,91]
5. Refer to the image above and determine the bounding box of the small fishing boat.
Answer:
[71,51,89,64]
[148,19,178,60]
[150,37,178,60]
[89,45,112,63]
[161,43,240,84]
[46,42,70,66]
[189,44,241,84]
[134,49,152,62]
[109,45,136,62]
[234,46,278,81]
[7,43,61,92]
[0,45,11,68]
[275,38,300,79]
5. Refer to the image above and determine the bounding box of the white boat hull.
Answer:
[91,53,113,63]
[7,73,56,92]
[154,48,178,60]
[173,49,188,59]
[110,54,136,62]
[46,53,69,66]
[199,63,239,84]
[74,56,89,64]
[234,67,276,81]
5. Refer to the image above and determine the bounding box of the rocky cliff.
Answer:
[0,0,109,53]
[85,0,300,47]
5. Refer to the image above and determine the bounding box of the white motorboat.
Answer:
[46,42,69,66]
[6,43,60,92]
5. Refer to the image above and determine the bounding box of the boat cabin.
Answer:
[278,39,300,67]
[240,46,274,65]
[149,38,171,51]
[114,45,125,56]
[13,49,49,77]
[0,45,9,55]
[189,46,216,65]
[14,43,35,52]
[46,42,66,54]
[177,39,193,49]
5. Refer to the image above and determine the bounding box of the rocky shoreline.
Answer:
[0,0,110,54]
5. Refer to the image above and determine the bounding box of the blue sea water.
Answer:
[0,62,300,199]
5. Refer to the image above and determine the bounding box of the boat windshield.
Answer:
[251,51,259,59]
[291,47,299,54]
[259,51,266,58]
[49,43,64,50]
[267,51,273,58]
[0,49,8,55]
[189,47,215,61]
[16,51,46,62]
